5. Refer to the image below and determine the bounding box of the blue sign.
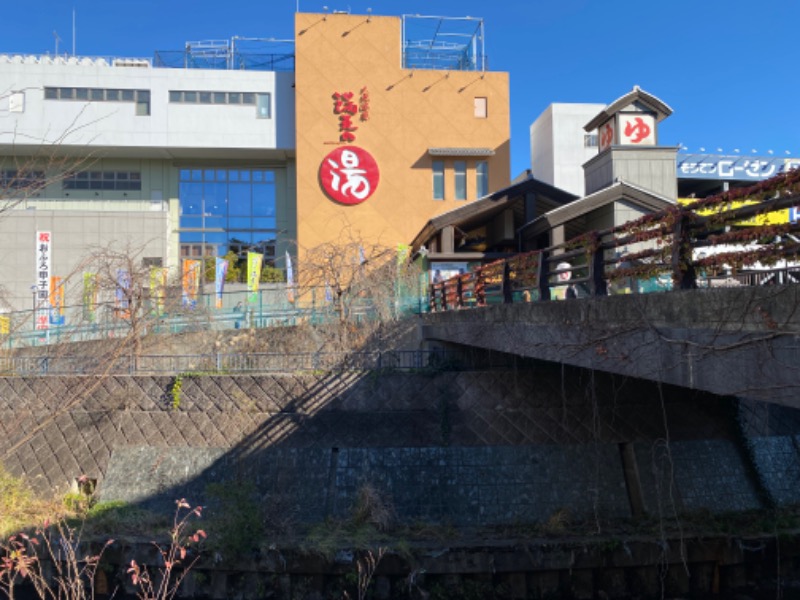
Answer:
[678,153,800,182]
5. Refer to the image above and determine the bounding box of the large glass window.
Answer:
[178,168,279,261]
[432,161,444,200]
[454,161,467,201]
[476,161,489,198]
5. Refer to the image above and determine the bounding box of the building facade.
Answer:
[294,12,509,252]
[0,11,510,314]
[529,103,604,197]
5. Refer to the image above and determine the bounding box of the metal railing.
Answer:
[430,181,800,311]
[0,349,511,376]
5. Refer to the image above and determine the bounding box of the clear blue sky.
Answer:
[3,0,799,176]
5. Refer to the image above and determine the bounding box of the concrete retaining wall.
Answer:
[2,367,800,526]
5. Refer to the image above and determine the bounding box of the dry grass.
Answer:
[0,464,66,536]
[351,483,394,532]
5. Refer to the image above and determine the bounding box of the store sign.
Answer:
[619,114,655,146]
[321,87,379,205]
[678,154,800,182]
[319,146,379,205]
[598,120,614,152]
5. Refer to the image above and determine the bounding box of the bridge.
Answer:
[422,169,800,406]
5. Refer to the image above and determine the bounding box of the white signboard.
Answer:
[598,120,615,152]
[35,231,51,331]
[618,114,656,146]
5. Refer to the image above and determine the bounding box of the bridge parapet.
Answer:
[421,285,800,407]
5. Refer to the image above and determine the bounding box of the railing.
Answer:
[430,172,800,310]
[0,350,513,376]
[0,286,427,350]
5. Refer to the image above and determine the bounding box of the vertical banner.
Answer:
[49,276,65,325]
[0,315,8,335]
[150,267,168,316]
[182,259,201,308]
[35,231,51,331]
[83,272,97,323]
[214,257,228,309]
[116,269,131,319]
[247,252,262,303]
[285,251,295,304]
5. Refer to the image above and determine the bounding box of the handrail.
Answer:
[430,170,800,310]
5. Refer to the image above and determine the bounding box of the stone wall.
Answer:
[2,366,799,526]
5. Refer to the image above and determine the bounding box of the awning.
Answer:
[428,147,495,157]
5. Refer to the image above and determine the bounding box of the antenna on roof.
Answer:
[72,8,76,56]
[53,30,61,55]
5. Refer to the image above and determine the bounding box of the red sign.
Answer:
[624,117,651,144]
[319,146,379,205]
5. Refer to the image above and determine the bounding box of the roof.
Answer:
[584,86,673,132]
[410,174,578,252]
[521,179,675,238]
[428,147,496,157]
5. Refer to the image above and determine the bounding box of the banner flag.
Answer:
[215,257,228,309]
[83,272,97,322]
[49,276,65,325]
[247,252,262,303]
[182,260,201,308]
[150,267,168,316]
[286,251,295,304]
[116,269,131,319]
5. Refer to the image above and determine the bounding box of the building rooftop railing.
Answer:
[153,50,295,72]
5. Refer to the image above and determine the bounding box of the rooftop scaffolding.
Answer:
[154,37,295,71]
[402,14,486,71]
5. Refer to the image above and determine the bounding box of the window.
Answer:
[44,87,150,115]
[432,161,445,200]
[1,170,45,189]
[256,93,271,119]
[136,90,150,116]
[584,134,598,147]
[168,91,260,105]
[476,161,489,198]
[454,161,467,200]
[474,97,487,118]
[178,168,279,260]
[63,171,142,191]
[142,257,163,268]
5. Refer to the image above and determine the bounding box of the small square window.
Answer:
[121,89,135,102]
[90,89,104,101]
[44,88,57,100]
[228,92,241,104]
[75,88,89,100]
[169,91,182,103]
[213,92,226,104]
[199,92,212,104]
[184,91,197,103]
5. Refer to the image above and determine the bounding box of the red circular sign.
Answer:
[319,146,380,205]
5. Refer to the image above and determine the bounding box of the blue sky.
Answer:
[3,0,799,176]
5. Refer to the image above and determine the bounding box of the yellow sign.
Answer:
[679,198,790,227]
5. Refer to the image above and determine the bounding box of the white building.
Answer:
[529,103,604,196]
[0,47,296,313]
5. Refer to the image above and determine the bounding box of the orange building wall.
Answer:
[294,12,510,254]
